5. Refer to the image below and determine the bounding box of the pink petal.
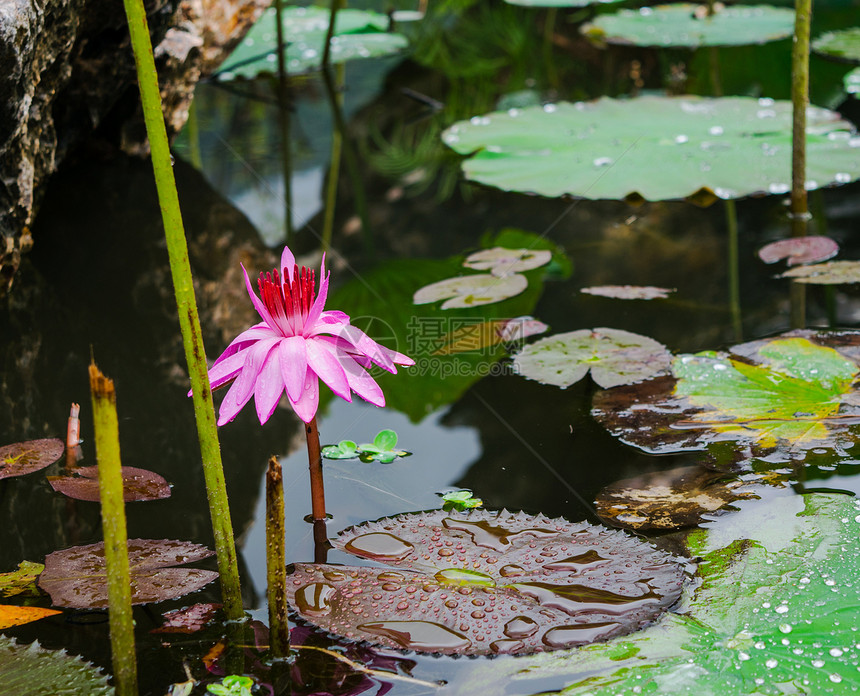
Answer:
[280,246,296,281]
[208,346,253,390]
[243,264,277,330]
[318,310,349,325]
[303,258,330,333]
[217,372,256,426]
[278,335,308,402]
[306,338,351,402]
[314,324,396,372]
[232,337,280,406]
[339,353,385,407]
[211,323,274,368]
[254,347,285,424]
[289,370,319,423]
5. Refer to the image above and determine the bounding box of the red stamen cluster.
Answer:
[258,264,316,323]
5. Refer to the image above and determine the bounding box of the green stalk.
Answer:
[321,62,345,252]
[790,0,812,237]
[726,198,742,341]
[89,364,137,696]
[186,97,202,170]
[274,0,294,241]
[265,456,290,658]
[120,0,243,621]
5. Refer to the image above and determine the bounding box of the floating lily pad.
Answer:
[286,509,686,656]
[593,332,860,459]
[432,316,550,355]
[47,466,171,502]
[0,605,61,629]
[151,603,222,634]
[812,27,860,65]
[0,439,64,480]
[218,6,409,80]
[0,637,112,696]
[757,235,839,266]
[413,272,528,309]
[581,285,675,300]
[0,561,44,598]
[448,493,860,696]
[781,260,860,284]
[38,539,218,609]
[321,440,359,460]
[356,429,410,463]
[582,4,795,48]
[513,328,672,389]
[846,66,860,95]
[595,465,757,531]
[442,96,860,202]
[463,247,552,277]
[506,0,624,7]
[439,490,484,511]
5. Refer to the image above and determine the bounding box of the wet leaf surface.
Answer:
[47,466,171,502]
[286,509,687,655]
[413,273,528,309]
[846,66,860,95]
[450,493,860,696]
[581,285,675,300]
[781,259,860,284]
[0,439,64,480]
[462,247,552,277]
[592,331,860,459]
[505,0,624,7]
[432,316,548,355]
[513,328,672,389]
[757,235,839,266]
[0,636,112,696]
[0,561,44,598]
[812,27,860,64]
[582,4,795,48]
[595,465,757,531]
[150,603,222,634]
[38,539,218,609]
[443,96,860,202]
[0,604,61,629]
[218,6,408,79]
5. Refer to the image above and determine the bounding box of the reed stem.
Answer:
[725,198,742,340]
[274,0,294,241]
[120,0,243,621]
[89,363,137,696]
[305,417,326,521]
[265,456,290,658]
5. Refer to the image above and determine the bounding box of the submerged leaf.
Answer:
[513,328,672,389]
[151,603,222,634]
[0,439,64,480]
[413,273,528,309]
[47,465,171,502]
[593,331,860,459]
[0,636,112,695]
[758,236,839,266]
[582,4,795,48]
[0,561,44,598]
[432,316,549,355]
[287,509,687,656]
[812,27,860,64]
[0,605,61,629]
[463,247,552,277]
[781,260,860,284]
[443,96,860,202]
[595,465,757,531]
[38,539,218,609]
[581,285,675,300]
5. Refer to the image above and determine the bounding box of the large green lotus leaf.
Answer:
[0,636,113,695]
[846,66,860,95]
[592,332,860,459]
[442,96,860,202]
[217,6,408,80]
[449,492,860,695]
[582,5,795,48]
[513,328,672,388]
[812,27,860,64]
[505,0,624,7]
[286,509,686,655]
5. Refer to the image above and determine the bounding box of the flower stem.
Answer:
[265,456,290,659]
[120,0,243,621]
[305,417,327,521]
[89,363,137,696]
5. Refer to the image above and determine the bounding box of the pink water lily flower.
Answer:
[205,246,413,425]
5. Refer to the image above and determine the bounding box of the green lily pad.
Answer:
[413,272,529,309]
[781,259,860,284]
[592,332,860,459]
[812,27,860,65]
[0,561,44,598]
[462,247,552,277]
[217,6,409,80]
[582,4,795,48]
[0,636,113,696]
[505,0,624,7]
[448,492,860,696]
[513,328,672,389]
[845,66,860,95]
[0,439,64,480]
[356,429,410,463]
[442,96,860,202]
[439,490,484,511]
[321,440,359,460]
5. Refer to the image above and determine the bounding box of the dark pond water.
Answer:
[2,1,860,694]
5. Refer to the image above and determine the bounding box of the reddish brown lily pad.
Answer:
[47,466,171,502]
[595,465,758,531]
[150,603,222,634]
[286,509,686,656]
[758,236,839,266]
[38,539,218,609]
[0,439,64,480]
[581,285,676,300]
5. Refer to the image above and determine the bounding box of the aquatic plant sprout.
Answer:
[204,246,414,425]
